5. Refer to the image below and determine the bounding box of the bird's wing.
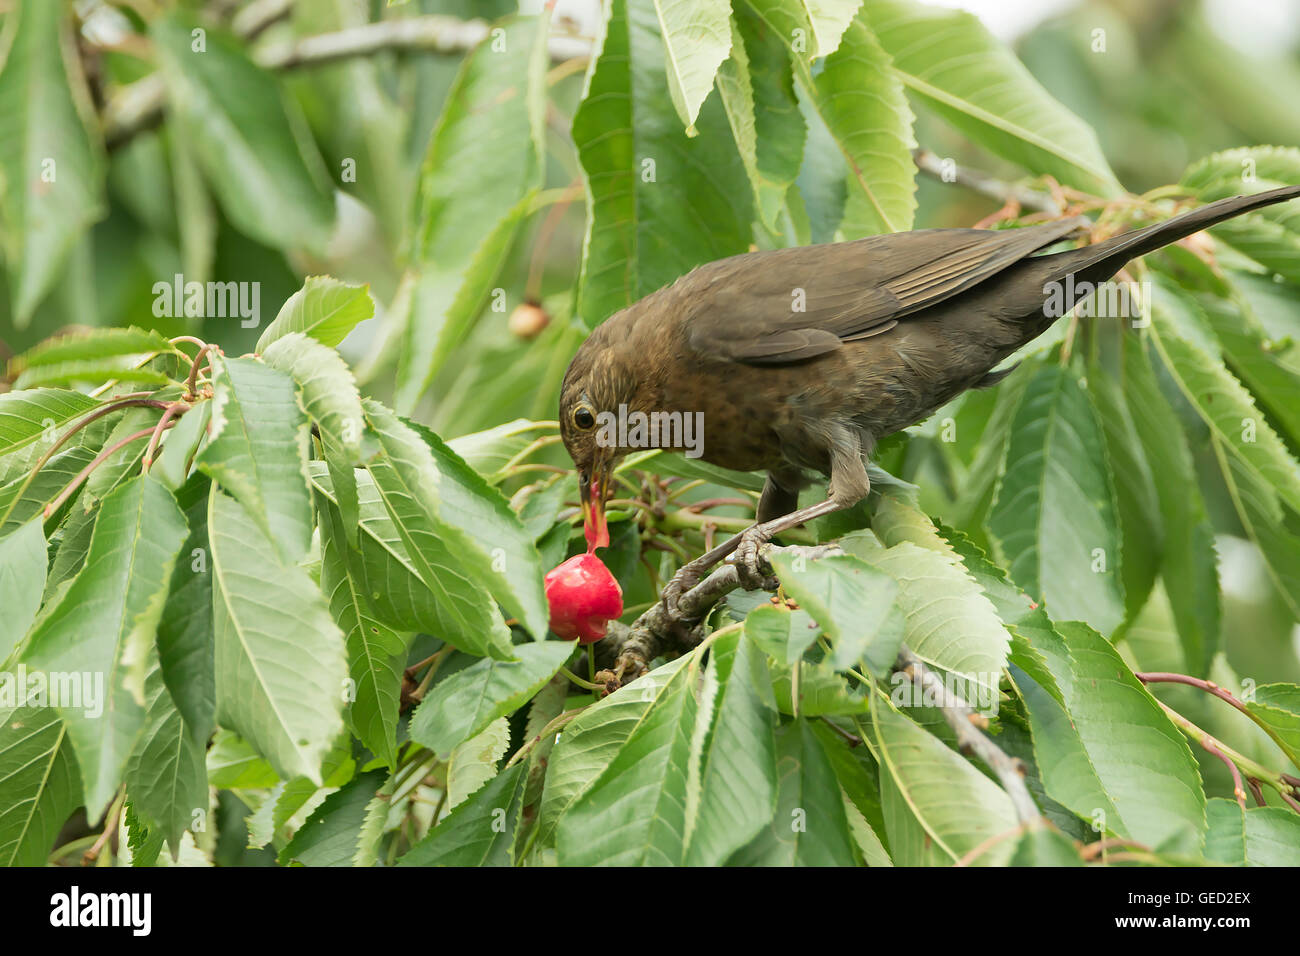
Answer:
[686,218,1088,365]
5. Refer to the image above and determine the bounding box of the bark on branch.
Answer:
[592,539,1043,824]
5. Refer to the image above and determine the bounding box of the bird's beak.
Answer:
[580,463,611,551]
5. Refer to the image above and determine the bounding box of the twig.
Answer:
[592,538,1043,823]
[1200,736,1248,809]
[230,0,293,40]
[104,15,592,148]
[593,543,841,683]
[953,822,1033,867]
[1137,670,1298,765]
[43,425,171,518]
[912,147,1063,217]
[142,402,189,472]
[894,646,1042,824]
[83,787,126,865]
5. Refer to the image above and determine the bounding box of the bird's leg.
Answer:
[657,472,797,614]
[732,425,871,589]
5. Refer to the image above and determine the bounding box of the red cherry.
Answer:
[545,553,623,644]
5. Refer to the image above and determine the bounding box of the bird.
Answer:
[558,184,1300,606]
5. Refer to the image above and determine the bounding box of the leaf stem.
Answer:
[43,424,174,518]
[1137,670,1298,768]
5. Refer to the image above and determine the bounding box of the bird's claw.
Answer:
[730,526,778,591]
[660,566,703,618]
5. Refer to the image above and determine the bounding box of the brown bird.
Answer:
[559,185,1300,601]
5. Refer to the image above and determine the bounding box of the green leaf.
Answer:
[263,331,365,542]
[1012,622,1206,852]
[155,475,215,742]
[446,716,511,809]
[556,659,698,865]
[153,399,210,492]
[397,762,525,867]
[1242,683,1300,770]
[988,365,1125,636]
[124,663,206,857]
[768,550,903,676]
[311,464,490,642]
[209,489,347,784]
[1204,799,1300,866]
[408,642,573,757]
[534,656,691,849]
[845,531,1010,704]
[1149,296,1300,516]
[951,531,1207,851]
[13,361,172,391]
[255,277,375,354]
[874,700,1019,865]
[864,0,1119,194]
[746,1,917,236]
[0,518,45,662]
[0,0,105,325]
[21,475,189,818]
[1008,825,1082,866]
[397,14,550,408]
[0,388,98,459]
[743,602,822,667]
[1086,348,1161,625]
[1213,436,1300,623]
[1182,146,1300,202]
[0,704,81,865]
[84,401,166,503]
[152,14,334,253]
[205,730,277,789]
[317,491,410,770]
[682,629,778,865]
[1181,148,1300,281]
[728,718,858,865]
[445,419,556,484]
[365,401,548,644]
[9,327,171,375]
[278,772,385,867]
[1124,334,1219,675]
[197,355,313,564]
[573,0,753,327]
[652,0,731,133]
[716,10,806,232]
[0,443,94,534]
[1202,292,1300,451]
[811,721,891,865]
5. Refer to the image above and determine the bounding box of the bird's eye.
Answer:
[573,405,596,430]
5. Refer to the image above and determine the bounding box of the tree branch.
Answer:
[912,147,1063,217]
[592,539,1044,824]
[894,645,1041,824]
[104,14,591,149]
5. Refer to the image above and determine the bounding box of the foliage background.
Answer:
[1,0,1299,867]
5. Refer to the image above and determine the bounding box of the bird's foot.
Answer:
[659,564,705,618]
[729,525,779,591]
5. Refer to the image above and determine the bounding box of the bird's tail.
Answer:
[1054,184,1300,277]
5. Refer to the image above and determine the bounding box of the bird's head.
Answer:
[559,329,640,550]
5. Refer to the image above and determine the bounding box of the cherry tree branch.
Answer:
[591,540,1043,823]
[104,14,591,148]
